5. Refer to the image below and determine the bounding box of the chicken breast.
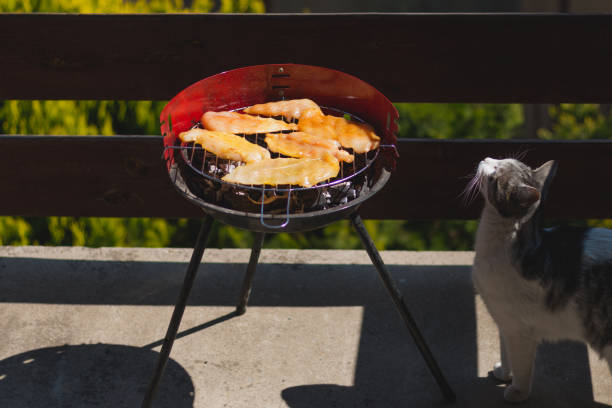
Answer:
[222,156,340,187]
[243,99,323,121]
[179,128,270,163]
[265,132,354,163]
[297,108,380,153]
[201,111,297,134]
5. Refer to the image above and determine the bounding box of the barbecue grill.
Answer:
[142,64,455,407]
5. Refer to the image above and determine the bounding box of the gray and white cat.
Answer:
[469,157,612,403]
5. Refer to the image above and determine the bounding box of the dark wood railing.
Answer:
[1,13,612,220]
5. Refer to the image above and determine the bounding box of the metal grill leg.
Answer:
[350,213,456,403]
[141,216,215,408]
[236,232,265,315]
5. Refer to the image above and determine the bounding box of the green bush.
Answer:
[0,0,264,13]
[396,103,523,139]
[538,104,612,140]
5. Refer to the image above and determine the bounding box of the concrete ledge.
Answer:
[0,246,475,265]
[0,247,610,407]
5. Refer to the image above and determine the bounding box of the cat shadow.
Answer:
[0,343,193,408]
[281,339,612,408]
[279,267,612,408]
[281,337,612,408]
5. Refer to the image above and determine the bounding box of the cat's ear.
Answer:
[534,160,558,188]
[517,185,541,209]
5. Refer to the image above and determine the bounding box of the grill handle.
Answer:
[380,144,399,171]
[259,186,291,229]
[380,144,399,158]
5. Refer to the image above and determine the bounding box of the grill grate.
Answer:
[167,106,381,221]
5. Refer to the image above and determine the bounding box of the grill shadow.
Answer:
[0,344,193,408]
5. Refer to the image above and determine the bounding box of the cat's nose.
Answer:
[479,157,497,175]
[484,157,498,167]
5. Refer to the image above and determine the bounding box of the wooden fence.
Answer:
[1,13,611,220]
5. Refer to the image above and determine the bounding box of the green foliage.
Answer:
[395,103,523,139]
[538,104,612,140]
[0,0,264,13]
[0,100,165,135]
[588,219,612,230]
[0,217,32,245]
[0,217,179,247]
[263,219,479,251]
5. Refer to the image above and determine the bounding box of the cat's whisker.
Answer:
[459,178,475,204]
[460,171,483,206]
[512,148,532,162]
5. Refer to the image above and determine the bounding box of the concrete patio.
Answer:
[0,246,611,408]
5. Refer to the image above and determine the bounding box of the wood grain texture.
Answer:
[1,13,612,102]
[1,135,609,220]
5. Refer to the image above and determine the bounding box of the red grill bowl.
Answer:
[161,63,398,232]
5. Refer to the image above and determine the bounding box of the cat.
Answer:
[468,157,612,403]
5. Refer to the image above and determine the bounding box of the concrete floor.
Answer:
[0,246,611,408]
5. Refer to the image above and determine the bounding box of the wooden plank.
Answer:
[1,13,612,102]
[1,135,610,220]
[0,135,202,218]
[360,138,612,220]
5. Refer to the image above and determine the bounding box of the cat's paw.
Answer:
[493,362,512,382]
[503,385,530,404]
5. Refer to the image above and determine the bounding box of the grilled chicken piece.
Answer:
[297,108,380,154]
[201,111,298,134]
[265,132,354,163]
[179,128,270,163]
[243,99,323,121]
[222,156,340,187]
